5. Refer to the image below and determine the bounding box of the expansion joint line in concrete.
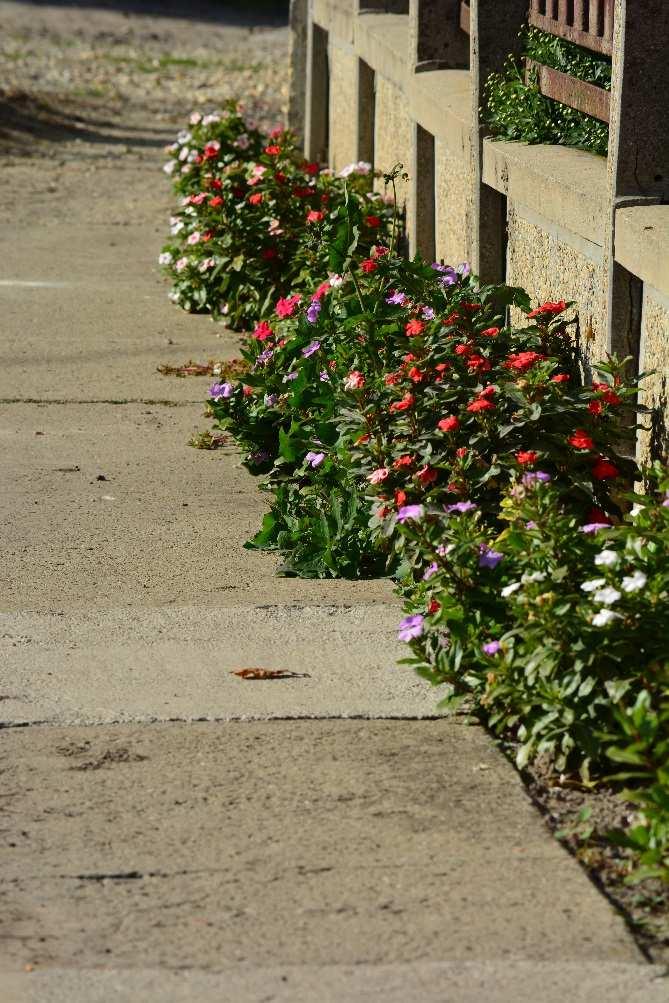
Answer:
[0,398,203,406]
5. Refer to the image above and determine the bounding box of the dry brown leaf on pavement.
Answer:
[231,668,311,680]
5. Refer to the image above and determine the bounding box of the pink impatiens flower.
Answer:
[275,294,301,318]
[368,468,390,484]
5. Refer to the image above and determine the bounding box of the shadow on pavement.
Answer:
[11,0,290,27]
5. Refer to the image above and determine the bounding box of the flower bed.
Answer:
[161,121,669,901]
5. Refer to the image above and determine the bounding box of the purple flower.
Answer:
[422,306,435,321]
[663,492,669,508]
[423,561,439,580]
[386,290,407,306]
[439,271,457,288]
[319,370,330,382]
[579,522,611,534]
[483,640,501,656]
[264,393,278,407]
[525,520,538,530]
[306,301,321,324]
[283,371,299,382]
[398,614,425,642]
[446,501,477,514]
[479,545,503,569]
[397,504,425,523]
[522,470,552,485]
[302,340,321,357]
[305,450,325,468]
[255,348,274,366]
[431,263,447,273]
[208,382,233,400]
[457,262,471,277]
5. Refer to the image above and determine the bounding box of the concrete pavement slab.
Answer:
[0,605,441,724]
[0,721,643,974]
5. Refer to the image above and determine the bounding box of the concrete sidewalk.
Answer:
[0,14,665,1002]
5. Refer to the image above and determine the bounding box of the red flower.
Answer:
[384,371,402,386]
[462,302,481,312]
[568,429,594,451]
[275,294,301,318]
[209,195,223,208]
[203,142,220,159]
[293,186,316,198]
[307,209,324,223]
[275,171,287,184]
[467,398,495,413]
[467,355,491,373]
[592,458,620,480]
[210,178,223,191]
[588,506,612,525]
[516,450,538,466]
[304,161,320,176]
[393,455,414,469]
[248,192,263,205]
[427,598,441,615]
[242,386,254,397]
[527,299,567,319]
[395,489,407,507]
[416,465,438,486]
[505,351,545,373]
[407,366,425,383]
[365,215,381,227]
[551,373,570,383]
[480,326,500,337]
[252,321,273,341]
[456,447,468,458]
[261,247,278,260]
[389,393,415,413]
[313,280,331,300]
[592,382,622,406]
[438,416,459,432]
[264,144,281,155]
[435,362,450,373]
[360,259,377,274]
[588,400,604,416]
[454,343,472,356]
[373,245,389,257]
[443,312,459,325]
[405,319,425,337]
[479,385,496,399]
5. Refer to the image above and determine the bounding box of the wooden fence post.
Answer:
[469,0,526,282]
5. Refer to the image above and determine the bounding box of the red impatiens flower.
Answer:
[481,326,500,337]
[252,321,273,341]
[306,209,324,223]
[395,489,407,507]
[467,355,491,373]
[435,362,450,373]
[516,450,538,466]
[275,294,301,318]
[592,382,622,406]
[427,598,441,615]
[365,215,381,227]
[443,312,460,325]
[264,144,281,155]
[384,371,402,386]
[248,192,263,205]
[462,302,481,312]
[568,429,594,451]
[551,373,570,383]
[454,343,472,356]
[505,351,546,373]
[405,319,425,337]
[456,447,468,458]
[393,455,414,469]
[527,299,567,319]
[438,416,459,432]
[360,258,377,274]
[203,141,221,159]
[209,195,223,208]
[242,386,254,397]
[478,385,497,399]
[416,465,438,486]
[304,161,320,176]
[407,366,426,383]
[389,393,415,413]
[209,178,223,191]
[467,398,495,413]
[592,458,620,480]
[588,400,604,416]
[312,280,331,300]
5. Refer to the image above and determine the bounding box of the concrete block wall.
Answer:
[291,0,669,463]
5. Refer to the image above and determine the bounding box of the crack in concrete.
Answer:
[0,398,202,406]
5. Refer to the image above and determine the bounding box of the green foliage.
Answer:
[484,27,610,157]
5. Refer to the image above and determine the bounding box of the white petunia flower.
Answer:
[630,503,645,518]
[329,274,343,288]
[522,571,546,583]
[162,161,175,174]
[593,587,622,605]
[581,578,606,593]
[501,582,522,598]
[178,146,190,162]
[592,609,623,627]
[621,570,647,593]
[594,549,619,568]
[158,251,172,265]
[177,130,192,144]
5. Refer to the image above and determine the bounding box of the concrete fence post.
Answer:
[604,0,669,364]
[469,0,526,282]
[409,0,468,72]
[304,3,329,162]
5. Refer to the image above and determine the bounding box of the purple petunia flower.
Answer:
[208,382,233,400]
[483,640,501,656]
[479,545,503,569]
[422,306,435,321]
[397,504,425,523]
[446,501,477,514]
[283,371,299,382]
[522,470,552,485]
[306,300,321,324]
[305,450,325,468]
[264,393,278,407]
[255,348,274,366]
[302,340,321,357]
[423,561,439,580]
[457,262,471,277]
[386,290,407,306]
[398,614,425,642]
[431,263,447,273]
[319,370,330,382]
[579,522,611,534]
[439,271,458,288]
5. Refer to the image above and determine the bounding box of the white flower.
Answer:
[338,160,371,178]
[174,257,189,273]
[522,571,546,583]
[178,146,190,162]
[158,252,172,266]
[630,503,645,518]
[170,220,184,235]
[162,161,175,174]
[187,150,199,163]
[234,133,250,150]
[592,609,623,627]
[329,274,343,288]
[177,130,192,144]
[594,549,619,568]
[198,257,216,272]
[186,231,201,245]
[501,582,522,597]
[180,165,191,175]
[581,578,606,593]
[621,570,647,593]
[202,113,220,125]
[593,587,622,605]
[189,112,202,125]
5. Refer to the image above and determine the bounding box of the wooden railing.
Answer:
[528,0,614,56]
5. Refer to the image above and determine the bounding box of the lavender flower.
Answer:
[421,306,435,321]
[479,545,503,569]
[397,504,425,523]
[457,262,471,277]
[386,290,407,306]
[483,640,502,656]
[423,561,439,580]
[398,614,425,642]
[283,371,299,383]
[264,393,278,407]
[208,382,233,400]
[522,471,552,485]
[446,501,477,514]
[319,370,330,382]
[305,451,325,468]
[306,301,321,324]
[302,340,321,357]
[579,522,611,534]
[255,348,274,366]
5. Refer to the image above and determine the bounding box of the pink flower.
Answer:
[368,468,390,484]
[275,294,301,318]
[344,370,365,390]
